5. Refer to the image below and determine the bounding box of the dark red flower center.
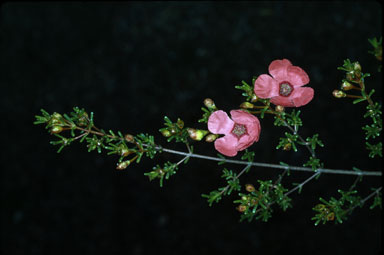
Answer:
[279,82,293,97]
[231,123,247,138]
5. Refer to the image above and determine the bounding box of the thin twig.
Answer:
[155,146,381,176]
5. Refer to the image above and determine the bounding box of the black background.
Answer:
[1,2,382,255]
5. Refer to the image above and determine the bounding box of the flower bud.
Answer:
[205,134,218,142]
[283,143,292,151]
[236,205,247,212]
[52,112,62,119]
[203,98,217,110]
[77,112,89,126]
[176,118,184,129]
[245,184,255,192]
[118,145,130,157]
[49,112,63,125]
[124,134,135,143]
[156,168,165,176]
[160,129,171,137]
[187,128,208,141]
[51,125,63,134]
[250,94,258,102]
[346,72,354,81]
[275,105,285,112]
[326,212,335,221]
[340,81,353,91]
[332,90,346,98]
[240,102,255,109]
[353,62,362,72]
[116,160,130,170]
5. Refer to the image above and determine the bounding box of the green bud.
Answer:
[240,102,254,109]
[283,143,292,151]
[118,144,130,157]
[187,128,208,141]
[176,118,184,129]
[250,94,258,102]
[341,81,353,91]
[49,112,63,125]
[332,90,346,98]
[205,134,218,142]
[353,61,362,72]
[77,112,89,126]
[116,160,130,170]
[51,125,63,134]
[160,128,171,137]
[203,98,217,110]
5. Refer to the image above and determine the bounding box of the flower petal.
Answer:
[291,87,314,107]
[270,87,314,107]
[253,74,279,98]
[207,110,234,135]
[230,110,257,125]
[230,110,261,151]
[214,135,239,157]
[287,65,310,87]
[268,59,292,81]
[237,135,255,151]
[270,96,295,107]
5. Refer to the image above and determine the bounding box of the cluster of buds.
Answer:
[313,204,335,221]
[236,193,259,213]
[49,112,65,134]
[236,184,258,212]
[76,112,89,127]
[345,61,362,82]
[160,118,184,138]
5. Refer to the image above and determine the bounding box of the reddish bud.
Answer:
[245,184,255,192]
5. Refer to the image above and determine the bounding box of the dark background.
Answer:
[1,2,382,254]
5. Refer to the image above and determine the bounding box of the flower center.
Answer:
[231,123,247,138]
[279,82,293,97]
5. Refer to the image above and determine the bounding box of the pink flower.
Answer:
[207,110,261,157]
[254,59,314,107]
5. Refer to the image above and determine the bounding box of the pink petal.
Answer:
[287,65,310,87]
[270,87,314,107]
[230,110,261,139]
[230,110,261,151]
[244,118,261,142]
[237,134,255,151]
[253,74,279,98]
[230,110,258,125]
[268,59,292,81]
[270,96,295,107]
[207,110,234,135]
[291,87,314,107]
[214,135,239,157]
